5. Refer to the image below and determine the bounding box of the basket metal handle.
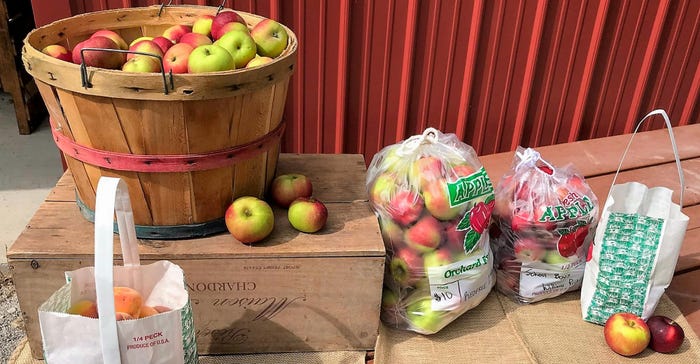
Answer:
[158,0,227,16]
[79,48,174,95]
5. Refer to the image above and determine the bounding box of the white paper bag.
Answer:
[581,109,689,325]
[39,177,198,363]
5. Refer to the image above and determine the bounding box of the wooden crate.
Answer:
[7,153,386,359]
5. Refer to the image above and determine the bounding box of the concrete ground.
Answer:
[0,92,64,265]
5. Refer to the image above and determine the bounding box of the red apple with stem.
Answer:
[224,196,274,244]
[646,315,685,353]
[250,19,289,58]
[163,43,194,74]
[604,312,651,356]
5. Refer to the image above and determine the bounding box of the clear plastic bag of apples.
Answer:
[367,128,496,334]
[491,147,599,304]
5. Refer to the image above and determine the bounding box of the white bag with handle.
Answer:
[580,109,690,325]
[38,177,198,363]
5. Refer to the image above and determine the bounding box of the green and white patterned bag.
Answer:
[581,110,689,325]
[39,177,198,363]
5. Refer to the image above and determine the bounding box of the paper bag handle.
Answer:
[610,109,685,206]
[94,177,141,364]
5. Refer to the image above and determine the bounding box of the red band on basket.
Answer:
[49,118,285,173]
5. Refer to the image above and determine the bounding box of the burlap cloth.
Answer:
[11,291,700,363]
[9,340,366,364]
[375,291,700,363]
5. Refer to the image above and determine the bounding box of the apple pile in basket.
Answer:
[366,128,496,335]
[41,10,288,73]
[490,147,599,304]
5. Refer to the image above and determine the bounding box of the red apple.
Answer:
[250,19,289,58]
[604,312,651,356]
[179,32,212,48]
[448,163,477,181]
[288,197,328,233]
[410,156,443,188]
[443,220,467,253]
[163,43,194,74]
[269,173,312,208]
[224,196,274,244]
[386,189,424,226]
[41,44,72,62]
[404,215,442,253]
[646,315,685,353]
[390,248,423,286]
[122,56,161,73]
[192,14,215,37]
[246,56,274,68]
[422,178,463,221]
[187,44,235,73]
[162,24,192,43]
[513,237,545,262]
[214,29,257,68]
[127,40,163,61]
[151,36,174,54]
[71,36,125,69]
[91,29,128,50]
[211,11,246,40]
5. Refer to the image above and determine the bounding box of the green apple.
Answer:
[187,44,235,73]
[224,196,274,244]
[543,249,571,264]
[214,30,258,69]
[288,197,328,233]
[390,248,422,287]
[269,173,312,208]
[406,297,443,333]
[250,19,289,58]
[192,14,215,37]
[122,56,161,73]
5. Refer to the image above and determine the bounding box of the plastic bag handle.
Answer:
[94,177,141,364]
[610,109,685,206]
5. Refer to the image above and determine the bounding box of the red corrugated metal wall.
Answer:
[30,0,700,162]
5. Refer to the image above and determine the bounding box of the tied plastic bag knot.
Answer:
[395,127,441,157]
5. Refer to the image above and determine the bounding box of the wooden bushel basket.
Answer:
[22,5,297,238]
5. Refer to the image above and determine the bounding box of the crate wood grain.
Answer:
[8,153,385,359]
